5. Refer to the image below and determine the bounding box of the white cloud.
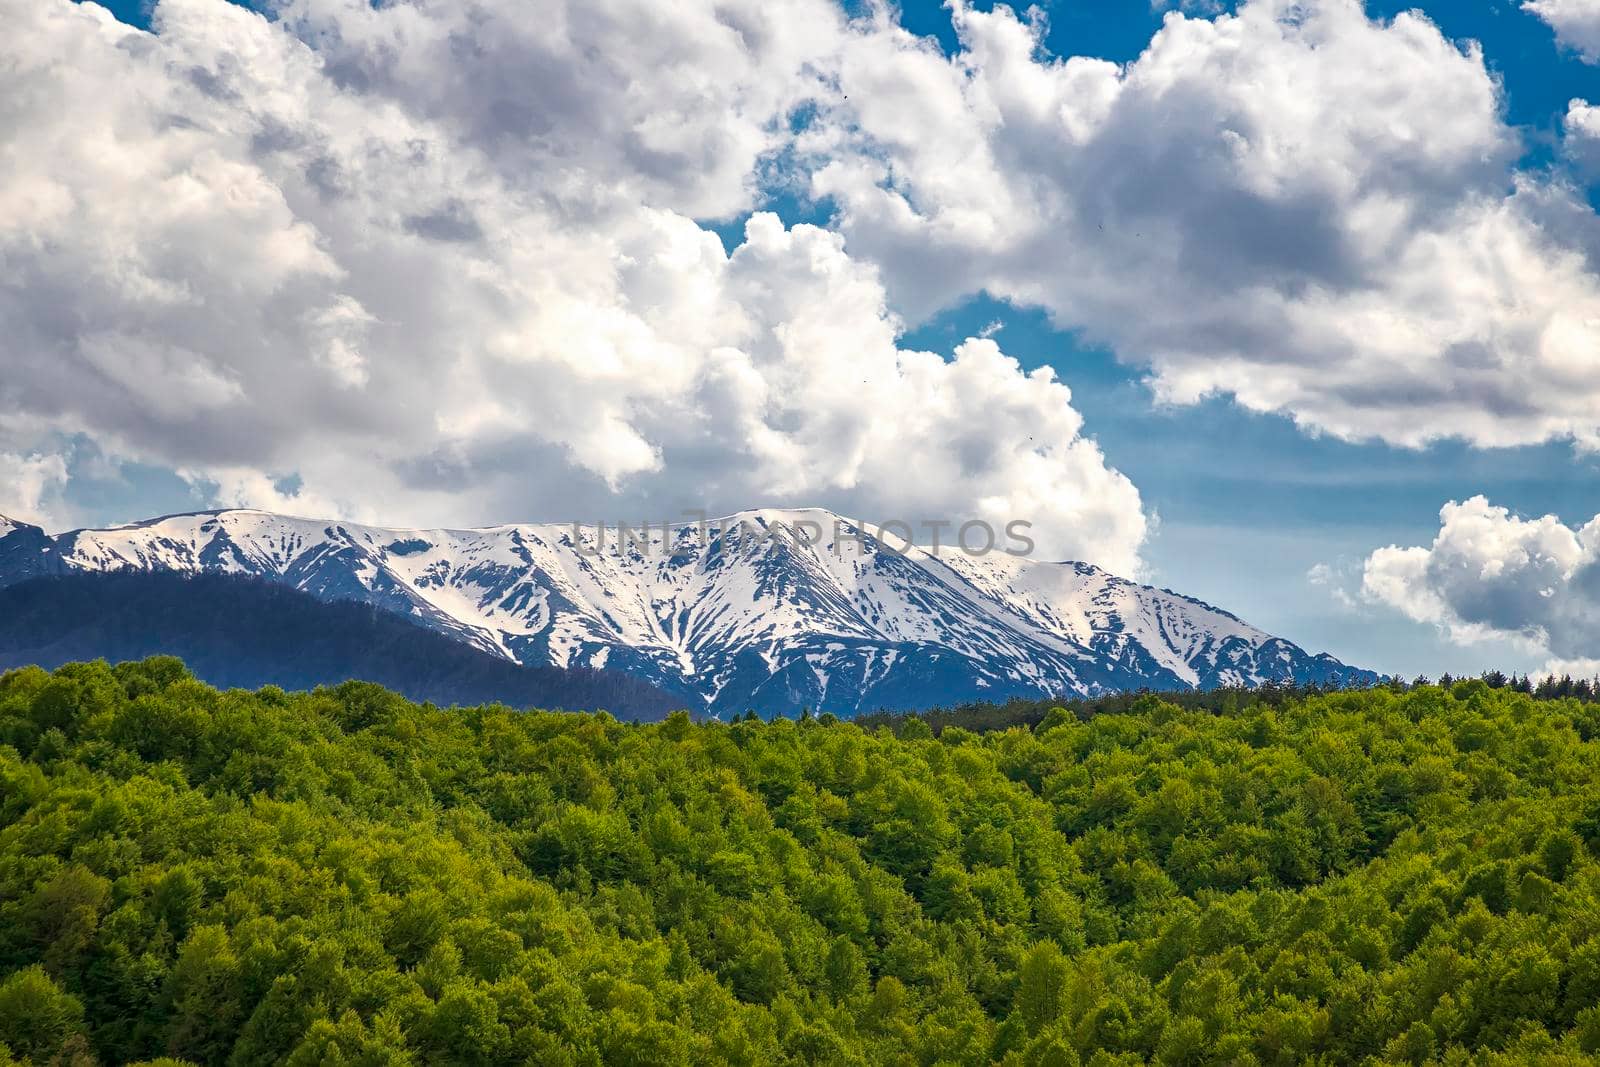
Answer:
[1566,99,1600,173]
[1539,657,1600,681]
[1306,561,1358,610]
[1156,1,1225,14]
[0,0,1147,572]
[809,0,1600,450]
[12,0,1600,578]
[1525,0,1600,63]
[1362,497,1600,665]
[0,452,70,527]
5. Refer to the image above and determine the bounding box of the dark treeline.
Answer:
[854,670,1600,738]
[6,659,1600,1063]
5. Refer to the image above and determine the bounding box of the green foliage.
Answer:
[5,661,1600,1063]
[0,968,85,1061]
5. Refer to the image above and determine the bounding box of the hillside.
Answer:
[0,509,1376,715]
[0,571,682,719]
[2,661,1600,1063]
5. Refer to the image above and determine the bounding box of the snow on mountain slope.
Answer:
[0,508,1377,714]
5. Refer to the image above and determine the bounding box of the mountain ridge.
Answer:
[0,507,1378,715]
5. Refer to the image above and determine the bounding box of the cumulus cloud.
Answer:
[808,0,1600,449]
[1540,657,1600,681]
[11,0,1600,575]
[1525,0,1600,63]
[0,452,69,527]
[1362,497,1600,667]
[1566,99,1600,173]
[0,0,1146,571]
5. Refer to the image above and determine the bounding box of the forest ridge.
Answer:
[3,661,1600,1063]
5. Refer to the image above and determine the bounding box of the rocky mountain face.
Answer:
[0,508,1377,715]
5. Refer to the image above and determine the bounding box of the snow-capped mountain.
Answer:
[0,508,1376,715]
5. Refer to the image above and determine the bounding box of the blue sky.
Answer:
[17,0,1600,680]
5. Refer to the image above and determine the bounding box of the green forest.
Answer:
[4,661,1600,1065]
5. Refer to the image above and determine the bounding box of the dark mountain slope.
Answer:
[0,570,684,719]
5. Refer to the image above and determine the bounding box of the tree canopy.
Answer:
[3,659,1600,1064]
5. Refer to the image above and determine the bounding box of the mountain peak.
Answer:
[0,507,1377,714]
[0,514,39,538]
[647,506,853,537]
